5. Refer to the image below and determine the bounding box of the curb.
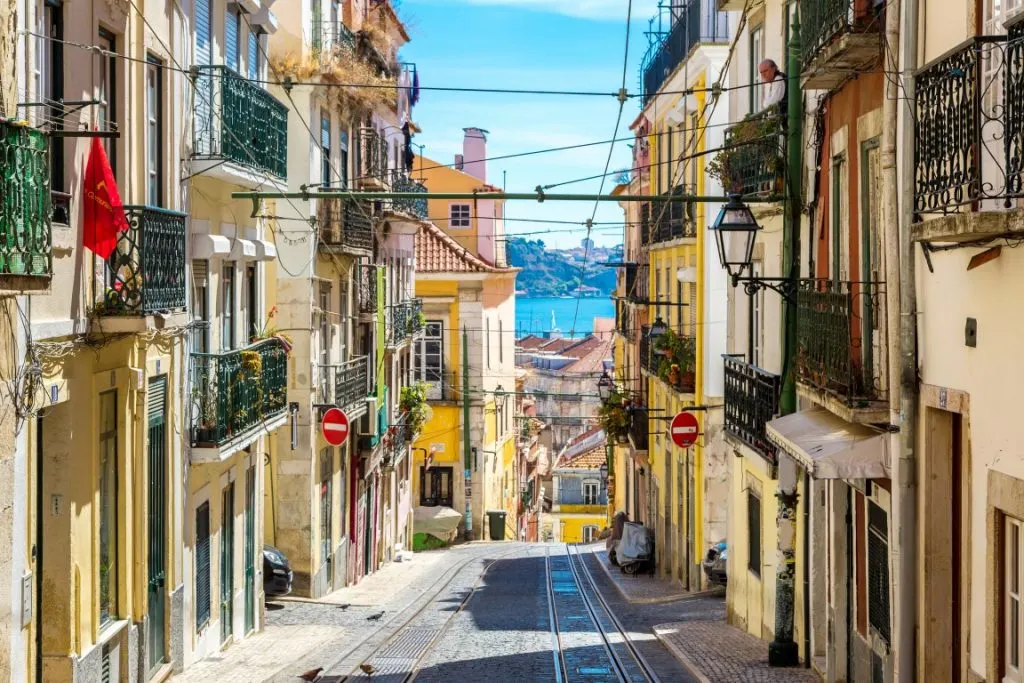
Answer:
[588,545,708,604]
[653,623,713,683]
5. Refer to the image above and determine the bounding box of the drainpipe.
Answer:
[803,470,811,669]
[893,0,919,679]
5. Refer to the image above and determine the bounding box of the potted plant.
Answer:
[399,382,429,437]
[597,391,630,441]
[707,112,785,196]
[240,349,263,374]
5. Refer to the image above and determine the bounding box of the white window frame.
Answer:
[583,480,599,506]
[449,203,471,228]
[1007,516,1024,682]
[145,55,162,207]
[582,525,598,543]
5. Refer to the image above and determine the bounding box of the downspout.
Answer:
[803,470,811,669]
[894,0,920,678]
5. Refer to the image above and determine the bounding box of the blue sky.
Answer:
[399,0,658,248]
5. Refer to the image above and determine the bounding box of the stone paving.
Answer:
[591,543,692,603]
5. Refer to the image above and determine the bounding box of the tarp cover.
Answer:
[618,522,651,561]
[413,506,462,541]
[766,407,890,480]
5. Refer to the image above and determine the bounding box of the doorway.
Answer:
[220,483,234,644]
[244,466,255,634]
[147,377,168,671]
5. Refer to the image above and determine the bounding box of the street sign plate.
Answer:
[669,411,699,449]
[321,407,350,447]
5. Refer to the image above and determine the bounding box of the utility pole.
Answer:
[769,5,802,668]
[462,326,473,541]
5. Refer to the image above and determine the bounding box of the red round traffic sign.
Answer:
[669,411,699,449]
[321,407,350,447]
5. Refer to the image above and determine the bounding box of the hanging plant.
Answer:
[399,382,429,436]
[597,391,630,439]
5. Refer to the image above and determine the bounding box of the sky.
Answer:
[399,0,659,248]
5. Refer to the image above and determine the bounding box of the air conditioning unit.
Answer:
[359,397,379,438]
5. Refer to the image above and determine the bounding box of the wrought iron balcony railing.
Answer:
[801,0,882,77]
[796,279,889,407]
[382,413,409,468]
[628,405,649,452]
[391,175,428,219]
[190,338,289,448]
[335,355,370,410]
[718,110,786,198]
[192,65,288,180]
[317,196,374,253]
[615,299,635,341]
[641,0,730,102]
[388,298,423,345]
[312,20,357,56]
[358,263,379,313]
[356,127,390,186]
[723,355,780,462]
[101,206,187,315]
[638,325,696,393]
[0,121,51,278]
[650,186,696,243]
[914,35,1023,216]
[638,203,652,248]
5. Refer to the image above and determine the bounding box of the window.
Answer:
[225,5,241,73]
[339,128,350,189]
[831,155,849,282]
[45,1,64,191]
[319,282,332,367]
[246,264,257,342]
[747,490,761,576]
[98,28,117,176]
[99,390,118,625]
[146,55,163,206]
[320,448,333,571]
[486,318,491,369]
[416,321,444,398]
[196,0,213,64]
[221,264,235,350]
[498,319,503,364]
[583,481,599,505]
[248,29,262,81]
[420,466,453,507]
[449,203,471,228]
[195,502,211,628]
[749,25,764,113]
[582,525,599,543]
[1007,517,1024,680]
[867,499,891,643]
[321,110,331,185]
[192,261,209,352]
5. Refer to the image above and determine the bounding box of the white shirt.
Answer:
[763,73,786,109]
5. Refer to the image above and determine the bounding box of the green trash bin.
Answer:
[486,510,507,541]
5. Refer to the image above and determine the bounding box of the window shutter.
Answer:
[225,7,240,72]
[148,375,167,427]
[195,0,212,64]
[196,502,211,627]
[248,31,259,80]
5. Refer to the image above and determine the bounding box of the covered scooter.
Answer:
[606,511,629,566]
[617,521,655,576]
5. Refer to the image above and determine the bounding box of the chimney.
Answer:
[462,127,488,183]
[454,154,464,171]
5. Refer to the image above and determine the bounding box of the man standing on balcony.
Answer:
[759,59,787,113]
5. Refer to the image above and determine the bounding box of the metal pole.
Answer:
[769,5,802,668]
[462,326,473,541]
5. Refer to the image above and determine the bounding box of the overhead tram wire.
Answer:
[569,0,633,338]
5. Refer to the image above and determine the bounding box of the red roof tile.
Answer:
[415,222,518,274]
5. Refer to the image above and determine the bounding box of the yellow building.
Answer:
[548,429,609,544]
[410,137,518,541]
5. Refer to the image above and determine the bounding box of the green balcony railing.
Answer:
[716,111,786,198]
[317,196,374,253]
[0,121,51,278]
[312,20,357,56]
[801,0,880,71]
[192,65,288,180]
[723,355,780,462]
[358,263,379,313]
[190,338,289,448]
[391,175,428,219]
[335,355,370,411]
[101,206,186,315]
[388,298,423,345]
[382,413,409,468]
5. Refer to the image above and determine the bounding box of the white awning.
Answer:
[230,238,257,261]
[766,407,890,480]
[253,239,277,262]
[192,233,231,260]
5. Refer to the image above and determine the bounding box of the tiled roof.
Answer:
[564,338,613,374]
[561,336,602,359]
[560,446,607,470]
[415,222,518,274]
[556,427,607,469]
[517,335,548,350]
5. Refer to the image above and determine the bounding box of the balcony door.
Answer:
[415,321,444,399]
[220,483,234,644]
[859,138,886,398]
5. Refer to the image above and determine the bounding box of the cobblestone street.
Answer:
[171,543,818,683]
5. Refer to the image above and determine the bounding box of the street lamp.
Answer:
[710,194,797,302]
[599,461,608,483]
[648,316,668,339]
[597,371,614,403]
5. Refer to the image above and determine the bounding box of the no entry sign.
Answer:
[321,407,350,447]
[669,411,699,449]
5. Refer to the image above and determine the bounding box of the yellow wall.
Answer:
[415,154,505,256]
[555,515,607,543]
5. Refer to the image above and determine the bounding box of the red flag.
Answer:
[82,137,128,258]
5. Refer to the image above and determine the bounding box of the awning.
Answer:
[229,238,257,261]
[766,407,890,480]
[192,233,231,260]
[253,239,277,262]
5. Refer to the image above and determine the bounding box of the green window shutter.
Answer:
[196,502,211,627]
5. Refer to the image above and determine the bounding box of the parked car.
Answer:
[263,545,293,597]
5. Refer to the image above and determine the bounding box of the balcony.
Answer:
[0,121,52,290]
[99,206,187,318]
[388,298,423,346]
[615,299,635,341]
[795,280,889,423]
[801,0,883,89]
[190,338,289,457]
[312,20,357,56]
[641,0,730,102]
[424,369,457,402]
[382,414,410,469]
[715,110,786,198]
[723,355,781,463]
[649,186,696,243]
[356,127,390,188]
[913,33,1024,240]
[628,405,649,452]
[639,326,696,394]
[390,174,428,220]
[191,65,288,184]
[318,196,374,255]
[358,263,379,314]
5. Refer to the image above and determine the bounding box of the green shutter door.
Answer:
[146,376,168,670]
[221,483,235,643]
[244,467,255,633]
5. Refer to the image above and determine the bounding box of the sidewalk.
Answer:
[653,621,821,683]
[589,544,694,603]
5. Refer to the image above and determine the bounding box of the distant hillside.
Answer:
[507,237,623,298]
